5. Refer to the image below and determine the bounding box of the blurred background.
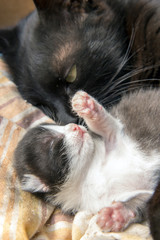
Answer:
[0,0,35,27]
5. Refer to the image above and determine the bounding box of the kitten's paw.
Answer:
[97,202,135,232]
[72,91,102,119]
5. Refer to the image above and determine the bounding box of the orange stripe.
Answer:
[47,227,72,240]
[0,121,13,148]
[0,124,24,167]
[2,179,17,240]
[0,85,19,102]
[0,99,31,120]
[17,109,45,129]
[0,97,19,110]
[0,60,9,72]
[0,123,24,207]
[49,211,74,225]
[0,76,11,84]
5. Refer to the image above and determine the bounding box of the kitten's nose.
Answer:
[68,123,86,136]
[71,124,82,132]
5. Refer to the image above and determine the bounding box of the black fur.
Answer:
[0,0,133,124]
[1,0,160,124]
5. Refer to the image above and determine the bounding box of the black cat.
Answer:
[0,0,160,124]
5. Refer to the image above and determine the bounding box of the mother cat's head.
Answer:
[0,0,128,124]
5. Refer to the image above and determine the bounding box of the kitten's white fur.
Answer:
[43,124,158,213]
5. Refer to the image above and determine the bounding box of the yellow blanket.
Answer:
[0,59,153,240]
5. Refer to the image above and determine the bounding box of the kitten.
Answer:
[1,0,160,124]
[14,90,160,232]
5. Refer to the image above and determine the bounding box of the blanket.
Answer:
[0,58,153,240]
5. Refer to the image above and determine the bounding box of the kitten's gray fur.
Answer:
[111,89,160,152]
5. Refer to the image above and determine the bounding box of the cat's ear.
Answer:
[0,27,18,54]
[21,174,50,193]
[33,0,56,12]
[33,0,89,17]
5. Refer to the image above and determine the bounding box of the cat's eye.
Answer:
[66,65,77,83]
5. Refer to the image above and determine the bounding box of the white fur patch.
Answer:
[34,119,160,215]
[22,174,49,193]
[42,125,65,134]
[52,132,160,214]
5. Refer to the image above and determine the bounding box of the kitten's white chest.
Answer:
[80,136,160,213]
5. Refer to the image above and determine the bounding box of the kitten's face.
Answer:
[44,123,95,161]
[0,0,128,124]
[14,123,95,194]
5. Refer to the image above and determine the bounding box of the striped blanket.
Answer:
[0,58,153,240]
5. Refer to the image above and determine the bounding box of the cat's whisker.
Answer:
[117,64,160,82]
[56,119,62,126]
[101,86,142,106]
[91,65,147,100]
[100,26,144,87]
[101,79,146,100]
[106,28,137,84]
[77,118,85,127]
[99,64,160,100]
[102,80,147,101]
[97,46,144,84]
[109,78,160,92]
[40,105,57,122]
[101,82,154,106]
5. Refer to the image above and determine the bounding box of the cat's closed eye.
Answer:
[66,65,77,83]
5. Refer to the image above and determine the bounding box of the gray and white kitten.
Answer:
[14,90,160,232]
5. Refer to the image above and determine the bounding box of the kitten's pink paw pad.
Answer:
[72,91,101,118]
[97,202,135,232]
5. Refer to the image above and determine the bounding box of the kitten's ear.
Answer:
[21,174,50,193]
[0,27,18,54]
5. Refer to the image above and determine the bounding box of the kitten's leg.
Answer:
[72,91,122,141]
[97,193,151,232]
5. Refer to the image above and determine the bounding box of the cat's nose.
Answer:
[52,99,79,125]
